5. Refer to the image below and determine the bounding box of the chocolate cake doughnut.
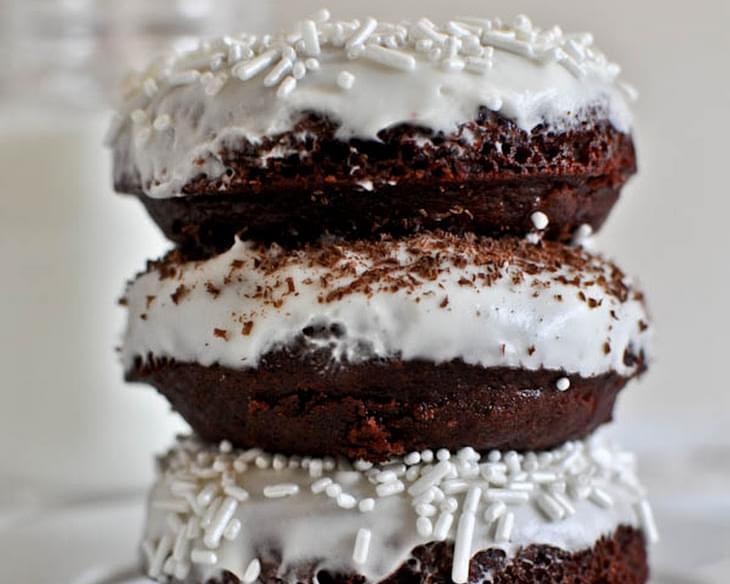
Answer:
[140,435,656,583]
[107,15,637,252]
[122,233,651,460]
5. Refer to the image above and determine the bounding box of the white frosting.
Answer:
[108,13,634,198]
[141,434,653,583]
[122,236,650,377]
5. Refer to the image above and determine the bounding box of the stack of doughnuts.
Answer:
[109,11,657,584]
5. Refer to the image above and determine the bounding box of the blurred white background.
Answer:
[0,1,728,582]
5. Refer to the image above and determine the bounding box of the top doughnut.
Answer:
[108,11,637,252]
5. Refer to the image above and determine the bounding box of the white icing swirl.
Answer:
[108,13,634,199]
[141,434,653,583]
[121,235,650,377]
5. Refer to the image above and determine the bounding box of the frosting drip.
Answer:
[122,234,651,377]
[107,12,635,198]
[141,434,656,583]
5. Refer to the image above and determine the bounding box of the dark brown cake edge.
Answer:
[128,350,646,462]
[202,525,648,584]
[114,109,636,252]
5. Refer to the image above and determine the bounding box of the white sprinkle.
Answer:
[185,517,201,540]
[408,460,452,496]
[376,480,405,497]
[404,452,421,465]
[263,483,299,498]
[242,558,261,583]
[436,449,451,461]
[204,496,238,548]
[264,58,293,87]
[508,481,535,492]
[337,493,357,509]
[405,466,420,482]
[376,470,398,483]
[153,114,171,131]
[443,479,469,495]
[311,477,333,494]
[361,44,416,72]
[143,78,159,98]
[531,211,549,230]
[415,19,448,44]
[353,459,373,471]
[463,486,482,513]
[635,499,659,543]
[416,516,433,538]
[162,556,175,576]
[346,17,378,49]
[358,498,375,512]
[573,223,594,246]
[352,528,371,565]
[483,501,507,523]
[272,454,287,471]
[227,43,245,64]
[223,518,242,541]
[494,511,515,543]
[276,76,297,99]
[326,483,342,498]
[535,492,566,522]
[310,8,330,23]
[530,471,558,483]
[191,548,218,566]
[255,454,272,469]
[442,58,466,72]
[556,377,571,391]
[589,487,614,509]
[551,491,577,516]
[292,61,307,80]
[197,483,218,507]
[484,488,530,504]
[337,70,356,90]
[440,496,458,513]
[300,20,321,56]
[233,49,279,81]
[168,70,201,86]
[305,58,320,71]
[504,451,522,475]
[452,510,476,583]
[174,562,191,580]
[421,450,434,463]
[309,459,324,478]
[148,535,173,578]
[415,39,433,52]
[172,528,189,562]
[433,511,454,541]
[415,503,438,517]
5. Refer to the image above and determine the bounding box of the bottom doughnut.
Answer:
[140,434,656,583]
